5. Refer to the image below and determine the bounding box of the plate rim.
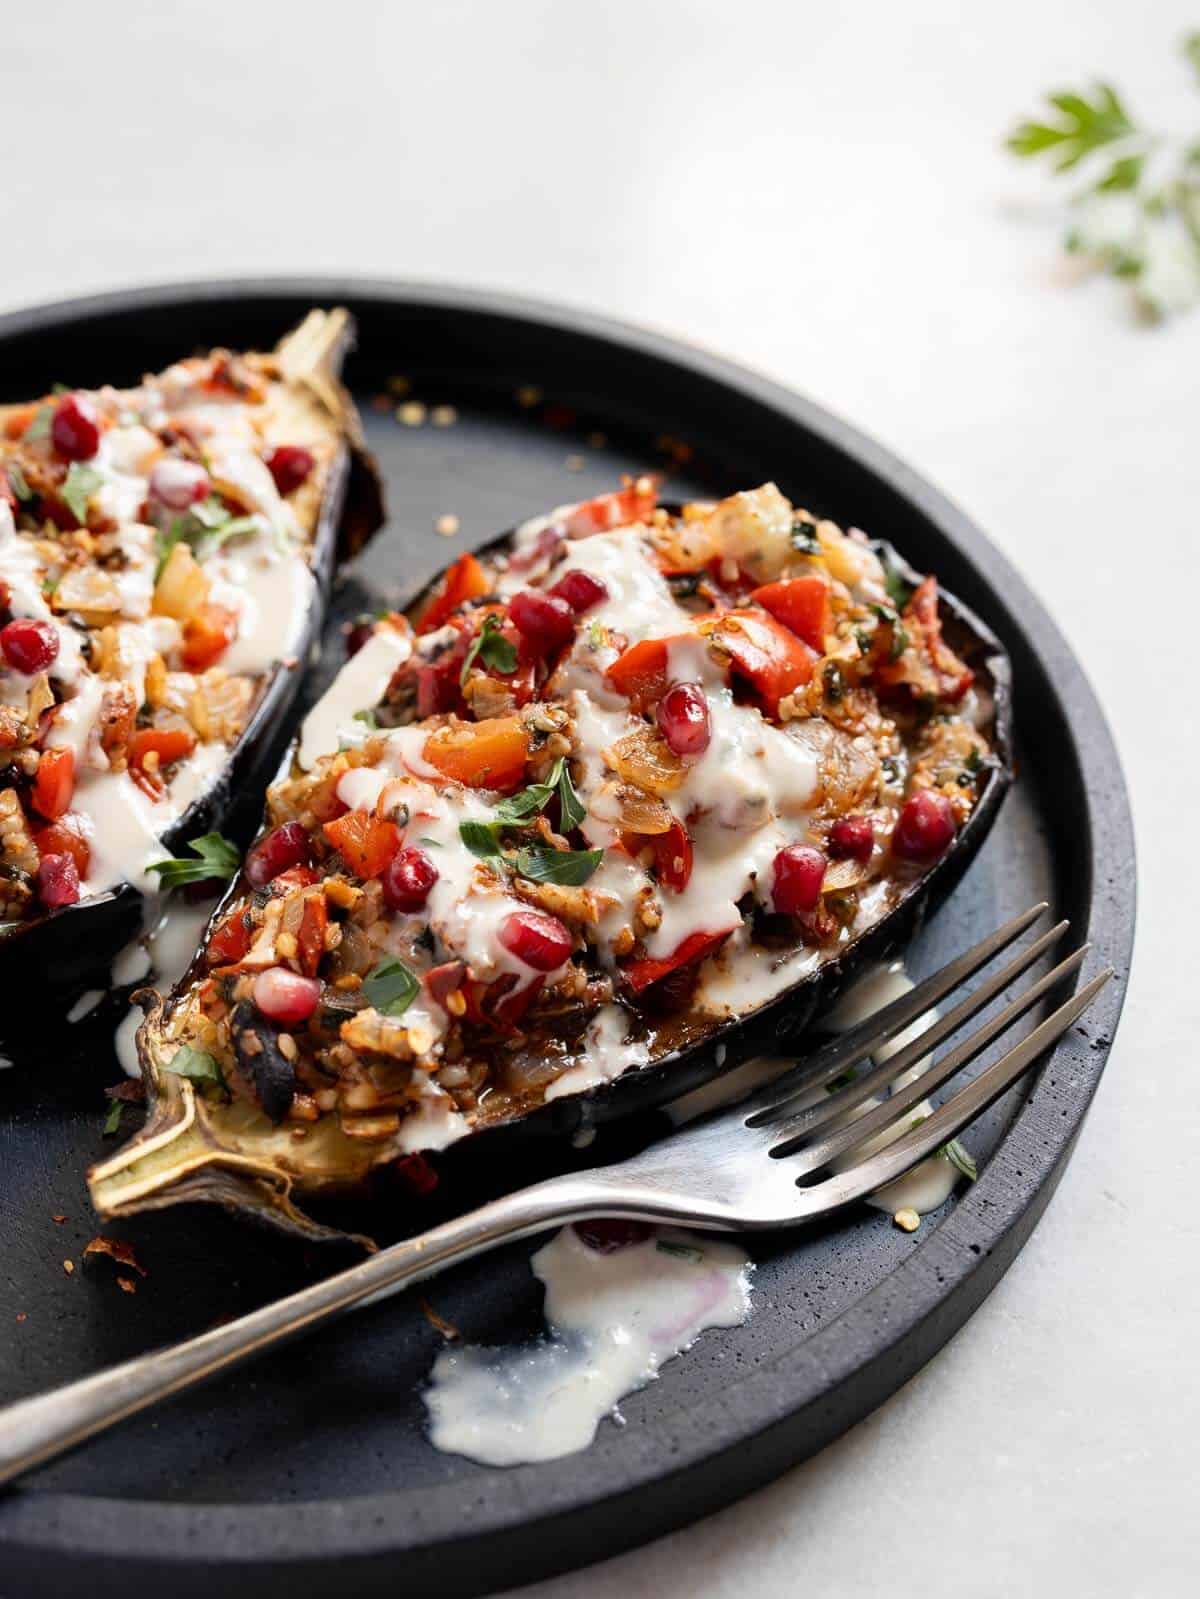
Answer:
[0,276,1136,1593]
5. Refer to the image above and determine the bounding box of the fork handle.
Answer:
[0,1169,657,1487]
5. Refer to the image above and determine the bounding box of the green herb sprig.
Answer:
[155,496,262,577]
[148,833,240,891]
[363,956,420,1017]
[1008,35,1200,318]
[460,614,518,686]
[61,463,103,525]
[164,1044,226,1093]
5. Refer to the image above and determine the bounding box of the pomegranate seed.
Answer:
[498,909,573,971]
[265,445,315,496]
[382,846,439,912]
[573,1219,653,1253]
[244,821,311,887]
[1,618,59,675]
[656,682,711,757]
[893,790,956,861]
[770,844,827,915]
[149,457,210,510]
[548,569,609,614]
[36,852,81,908]
[253,967,320,1025]
[828,814,874,864]
[50,393,100,461]
[508,589,575,656]
[393,1152,439,1196]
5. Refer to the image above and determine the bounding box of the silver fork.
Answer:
[0,903,1110,1486]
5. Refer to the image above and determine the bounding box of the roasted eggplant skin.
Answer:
[90,520,1011,1247]
[0,322,384,1051]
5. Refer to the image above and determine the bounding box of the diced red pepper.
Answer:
[31,747,76,820]
[604,635,697,710]
[321,811,402,879]
[423,715,530,793]
[128,728,196,799]
[295,892,329,977]
[425,960,468,1011]
[622,927,731,994]
[34,812,90,877]
[750,577,833,654]
[877,576,974,704]
[703,608,817,717]
[206,908,254,968]
[416,552,491,635]
[622,817,693,893]
[181,604,237,671]
[267,864,321,896]
[563,477,659,537]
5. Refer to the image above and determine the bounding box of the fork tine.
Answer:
[744,901,1049,1121]
[756,919,1070,1139]
[770,944,1090,1170]
[791,969,1114,1217]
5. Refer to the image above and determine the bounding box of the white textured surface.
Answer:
[3,2,1196,1594]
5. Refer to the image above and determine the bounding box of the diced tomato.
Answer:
[563,476,659,537]
[750,576,832,654]
[321,811,402,879]
[128,728,196,799]
[623,817,693,893]
[462,972,545,1032]
[181,604,237,671]
[31,747,76,820]
[206,908,253,968]
[33,812,90,877]
[703,608,817,717]
[604,636,684,709]
[416,552,491,635]
[423,715,530,793]
[622,927,732,995]
[295,892,329,977]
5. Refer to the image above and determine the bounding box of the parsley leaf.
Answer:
[460,613,518,686]
[556,759,586,830]
[940,1138,978,1182]
[514,844,603,885]
[61,462,103,525]
[6,462,32,501]
[363,956,420,1017]
[791,515,821,555]
[353,708,379,730]
[155,496,261,576]
[103,1098,124,1136]
[1008,83,1134,172]
[148,833,241,891]
[884,565,913,612]
[164,1044,225,1092]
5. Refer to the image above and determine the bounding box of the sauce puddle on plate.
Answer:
[424,1224,752,1466]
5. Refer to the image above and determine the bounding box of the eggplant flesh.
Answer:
[0,312,383,1048]
[89,505,1012,1246]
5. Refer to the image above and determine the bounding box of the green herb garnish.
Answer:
[460,613,518,686]
[1008,37,1200,318]
[656,1239,704,1263]
[103,1098,124,1136]
[884,566,913,613]
[514,844,603,885]
[363,956,420,1017]
[353,708,379,730]
[459,819,504,859]
[61,462,103,525]
[155,496,261,576]
[823,662,845,705]
[790,515,821,555]
[148,833,240,890]
[7,462,32,501]
[888,625,911,663]
[940,1138,978,1181]
[494,756,585,831]
[164,1045,225,1092]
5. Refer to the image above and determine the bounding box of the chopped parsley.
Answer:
[940,1138,978,1182]
[888,624,911,663]
[6,462,32,501]
[102,1098,124,1137]
[61,462,103,525]
[884,564,913,612]
[155,496,261,577]
[459,819,504,859]
[363,956,420,1017]
[460,613,518,686]
[790,515,821,555]
[148,833,240,890]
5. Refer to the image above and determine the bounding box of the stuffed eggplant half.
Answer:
[0,311,382,1036]
[91,481,1011,1242]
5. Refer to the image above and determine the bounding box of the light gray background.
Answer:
[4,3,1195,1594]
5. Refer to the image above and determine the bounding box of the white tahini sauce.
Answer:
[297,628,412,769]
[424,1225,752,1466]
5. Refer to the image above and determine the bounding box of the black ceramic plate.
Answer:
[0,281,1134,1599]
